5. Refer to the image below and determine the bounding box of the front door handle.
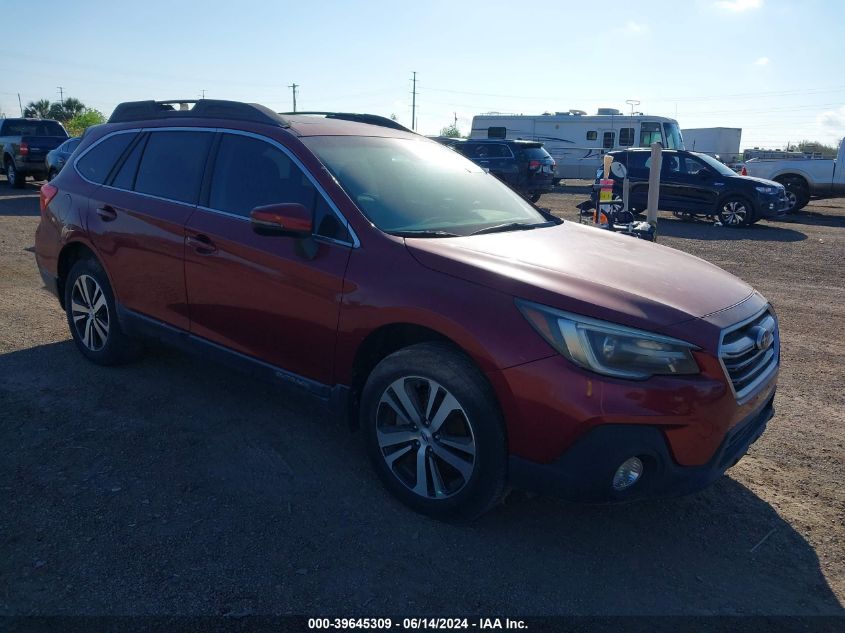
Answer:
[96,205,117,221]
[186,234,217,255]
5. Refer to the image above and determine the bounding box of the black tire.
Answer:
[361,342,507,521]
[6,159,25,188]
[64,257,139,365]
[717,196,753,227]
[780,179,809,213]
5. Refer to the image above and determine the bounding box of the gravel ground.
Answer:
[1,178,843,617]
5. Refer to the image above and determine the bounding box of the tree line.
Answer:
[22,97,105,137]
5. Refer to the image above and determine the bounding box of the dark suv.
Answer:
[592,148,788,226]
[446,139,555,202]
[36,100,779,520]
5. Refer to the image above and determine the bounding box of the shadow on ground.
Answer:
[658,217,807,242]
[1,341,842,616]
[0,177,41,217]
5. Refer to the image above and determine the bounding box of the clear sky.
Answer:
[2,0,843,150]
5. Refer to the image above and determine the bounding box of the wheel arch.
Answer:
[347,323,499,430]
[56,241,104,308]
[773,172,810,189]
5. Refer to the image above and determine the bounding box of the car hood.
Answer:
[735,174,782,188]
[405,221,754,331]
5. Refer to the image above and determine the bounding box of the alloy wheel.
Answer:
[720,200,748,226]
[376,376,476,499]
[70,274,110,351]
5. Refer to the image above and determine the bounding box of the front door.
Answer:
[184,132,353,384]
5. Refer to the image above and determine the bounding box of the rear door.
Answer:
[183,131,353,383]
[85,128,214,330]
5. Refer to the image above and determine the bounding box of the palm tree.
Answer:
[62,97,85,118]
[23,99,51,118]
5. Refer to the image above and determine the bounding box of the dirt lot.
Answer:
[1,177,843,617]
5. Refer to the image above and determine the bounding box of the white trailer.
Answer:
[469,109,684,179]
[682,127,742,163]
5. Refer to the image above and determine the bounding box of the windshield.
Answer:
[303,136,548,236]
[663,122,683,150]
[695,152,737,177]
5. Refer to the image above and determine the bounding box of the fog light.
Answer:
[612,457,644,491]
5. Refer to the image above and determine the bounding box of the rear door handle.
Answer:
[96,205,117,221]
[186,234,217,255]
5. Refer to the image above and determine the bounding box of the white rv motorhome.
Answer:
[469,109,684,179]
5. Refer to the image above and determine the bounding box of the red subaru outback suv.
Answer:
[35,100,779,520]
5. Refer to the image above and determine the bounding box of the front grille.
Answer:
[719,308,779,402]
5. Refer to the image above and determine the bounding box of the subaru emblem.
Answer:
[751,326,774,351]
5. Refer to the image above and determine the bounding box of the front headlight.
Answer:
[755,185,777,194]
[517,300,699,379]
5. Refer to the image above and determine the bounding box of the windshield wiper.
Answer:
[469,221,552,236]
[388,229,460,238]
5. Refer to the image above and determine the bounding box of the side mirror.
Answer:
[249,203,312,237]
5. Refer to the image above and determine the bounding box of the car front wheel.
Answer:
[361,342,507,521]
[718,197,752,227]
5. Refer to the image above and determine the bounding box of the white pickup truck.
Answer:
[744,139,845,212]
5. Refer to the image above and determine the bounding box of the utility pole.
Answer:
[57,86,65,105]
[411,72,417,131]
[288,83,299,113]
[200,89,206,100]
[18,93,23,116]
[453,112,457,127]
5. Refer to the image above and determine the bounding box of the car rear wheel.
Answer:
[6,160,25,188]
[64,258,140,365]
[361,342,507,521]
[718,197,752,227]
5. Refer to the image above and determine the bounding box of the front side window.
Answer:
[209,134,349,242]
[303,136,548,236]
[75,132,137,184]
[134,131,213,204]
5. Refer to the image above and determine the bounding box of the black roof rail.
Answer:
[108,99,289,127]
[281,111,412,133]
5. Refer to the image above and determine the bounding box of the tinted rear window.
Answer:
[76,132,138,184]
[521,147,551,159]
[134,131,213,204]
[3,120,67,137]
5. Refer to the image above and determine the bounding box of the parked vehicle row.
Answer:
[36,99,779,520]
[438,138,556,202]
[590,148,789,227]
[0,117,69,187]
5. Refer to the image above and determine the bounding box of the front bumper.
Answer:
[509,391,774,502]
[756,190,789,218]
